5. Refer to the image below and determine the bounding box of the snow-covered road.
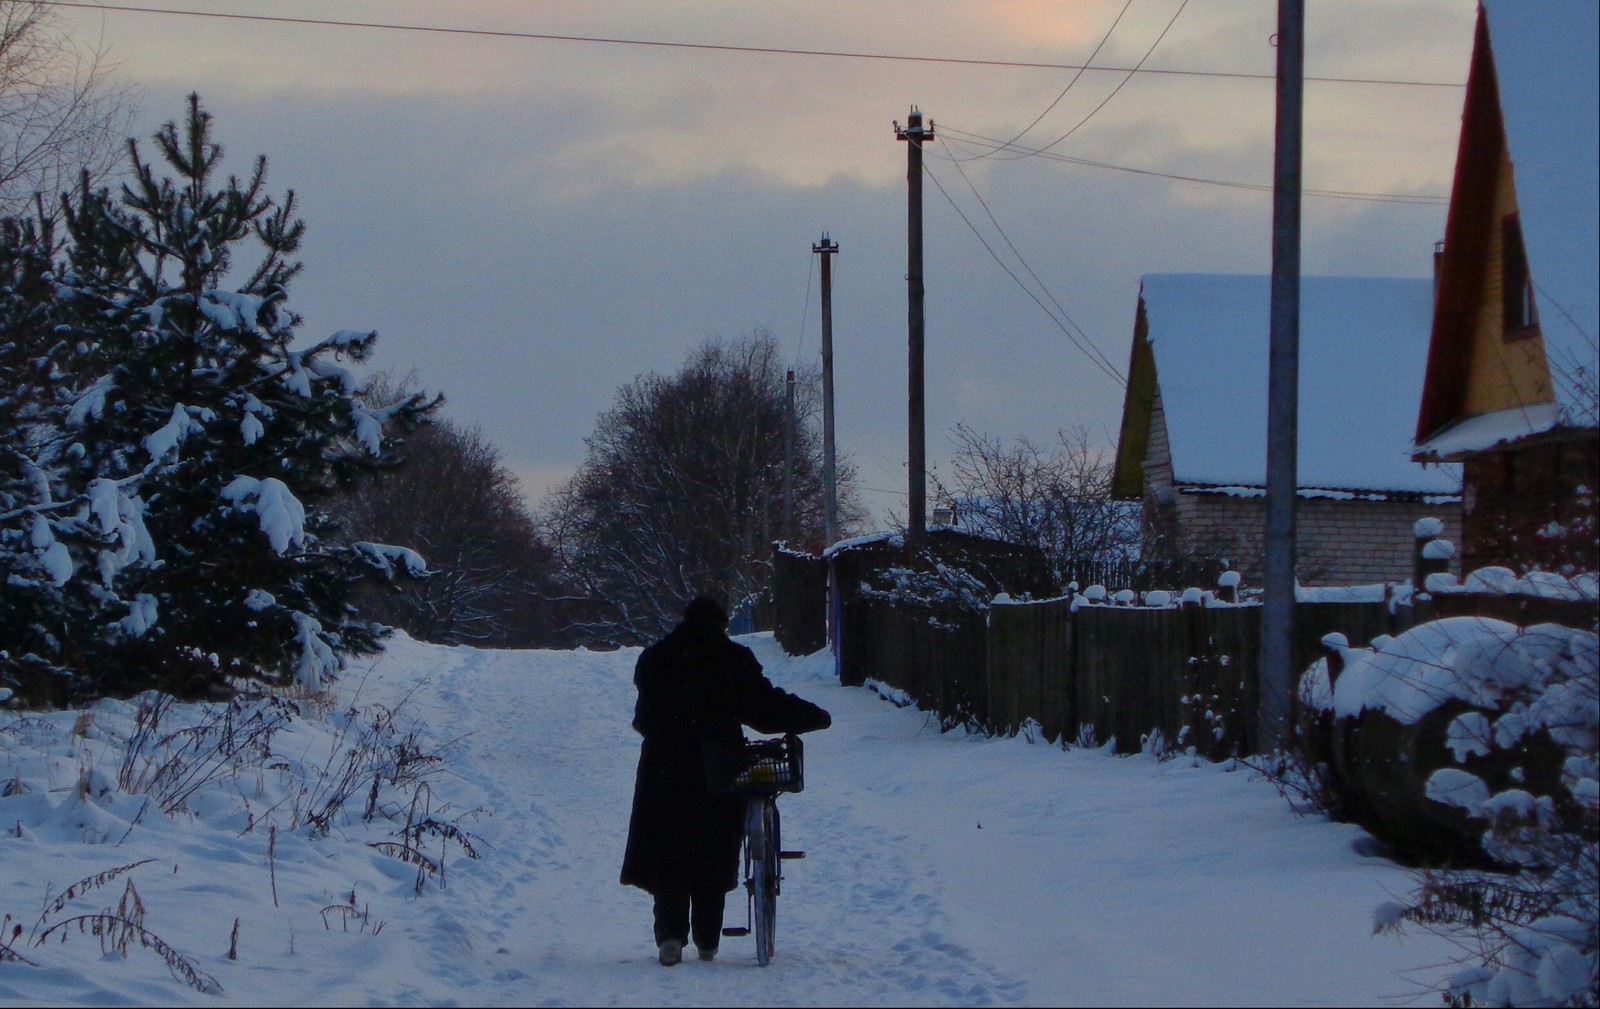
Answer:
[354,633,1452,1007]
[2,633,1456,1006]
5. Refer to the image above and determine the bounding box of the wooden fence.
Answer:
[838,594,988,725]
[842,596,1273,756]
[771,546,828,656]
[819,587,1593,757]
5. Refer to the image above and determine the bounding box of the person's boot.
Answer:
[696,946,716,962]
[657,939,683,966]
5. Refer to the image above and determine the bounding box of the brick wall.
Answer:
[1139,385,1467,587]
[1174,492,1462,587]
[1462,437,1598,574]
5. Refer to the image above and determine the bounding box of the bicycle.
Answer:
[704,733,807,966]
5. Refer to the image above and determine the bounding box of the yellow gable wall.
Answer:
[1462,146,1555,416]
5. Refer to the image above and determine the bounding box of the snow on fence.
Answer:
[772,519,1593,755]
[846,594,1400,756]
[800,579,1592,757]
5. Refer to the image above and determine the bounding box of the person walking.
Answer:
[620,595,831,966]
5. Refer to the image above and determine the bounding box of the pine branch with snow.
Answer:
[1,95,438,703]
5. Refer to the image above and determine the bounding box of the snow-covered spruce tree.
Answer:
[0,212,104,701]
[27,94,436,700]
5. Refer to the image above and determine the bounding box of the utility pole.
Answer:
[814,233,841,664]
[784,369,796,542]
[1261,0,1304,753]
[813,233,840,549]
[812,233,838,550]
[896,106,932,544]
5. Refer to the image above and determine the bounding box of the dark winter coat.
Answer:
[619,621,831,895]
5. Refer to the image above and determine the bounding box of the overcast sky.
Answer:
[58,0,1478,526]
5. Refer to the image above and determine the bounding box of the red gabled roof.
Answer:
[1415,5,1504,446]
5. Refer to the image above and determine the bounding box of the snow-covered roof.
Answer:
[1483,1,1599,427]
[822,530,902,558]
[1140,274,1460,494]
[1412,401,1562,459]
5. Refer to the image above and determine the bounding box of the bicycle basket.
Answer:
[704,734,804,795]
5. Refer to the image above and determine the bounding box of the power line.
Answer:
[43,2,1464,88]
[792,252,815,370]
[998,0,1192,162]
[940,136,1127,383]
[981,0,1135,157]
[920,155,1128,390]
[936,126,1450,204]
[73,1,1447,208]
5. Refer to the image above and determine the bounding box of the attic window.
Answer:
[1501,213,1538,340]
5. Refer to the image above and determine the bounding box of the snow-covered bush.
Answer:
[857,561,990,613]
[1302,617,1598,1004]
[1,95,438,702]
[1139,726,1172,761]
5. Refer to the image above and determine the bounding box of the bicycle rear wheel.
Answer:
[751,798,779,966]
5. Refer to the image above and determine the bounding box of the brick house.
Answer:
[1113,274,1462,587]
[1411,2,1598,576]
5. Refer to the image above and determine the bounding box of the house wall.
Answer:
[1174,492,1463,588]
[1461,146,1555,417]
[1462,436,1598,575]
[1112,297,1158,500]
[1136,386,1463,588]
[1145,385,1184,524]
[1138,388,1181,559]
[1419,11,1557,444]
[1142,388,1177,503]
[1144,426,1596,585]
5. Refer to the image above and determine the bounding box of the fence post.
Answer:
[1412,516,1451,591]
[1320,631,1348,688]
[1217,570,1240,604]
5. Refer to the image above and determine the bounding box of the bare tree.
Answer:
[541,331,862,645]
[331,383,562,648]
[931,423,1141,590]
[0,0,133,216]
[1548,328,1598,431]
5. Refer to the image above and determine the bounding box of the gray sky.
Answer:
[58,0,1478,525]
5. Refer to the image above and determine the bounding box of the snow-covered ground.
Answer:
[1,633,1459,1007]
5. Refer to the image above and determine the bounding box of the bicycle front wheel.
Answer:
[751,799,779,966]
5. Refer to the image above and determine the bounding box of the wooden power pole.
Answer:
[896,107,932,543]
[813,233,840,549]
[783,368,796,542]
[814,233,842,663]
